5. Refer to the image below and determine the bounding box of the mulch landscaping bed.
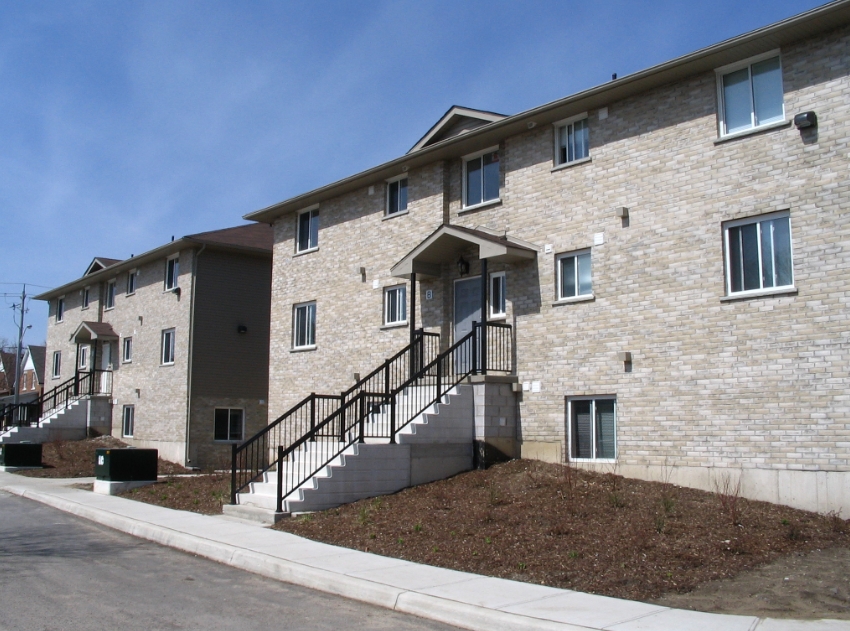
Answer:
[14,435,192,478]
[117,473,231,515]
[273,460,850,606]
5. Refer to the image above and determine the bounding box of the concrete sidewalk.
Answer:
[0,472,845,631]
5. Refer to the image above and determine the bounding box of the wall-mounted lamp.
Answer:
[457,256,470,277]
[173,287,181,298]
[794,111,817,129]
[237,325,248,334]
[617,351,632,362]
[615,207,629,219]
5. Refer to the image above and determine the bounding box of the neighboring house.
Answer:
[32,224,273,468]
[239,2,850,516]
[0,351,17,398]
[0,345,45,405]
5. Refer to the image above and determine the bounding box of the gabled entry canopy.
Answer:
[391,224,537,279]
[72,321,119,343]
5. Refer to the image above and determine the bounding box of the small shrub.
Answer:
[713,471,743,525]
[826,510,847,534]
[655,514,667,534]
[661,494,675,515]
[358,506,370,525]
[608,491,626,508]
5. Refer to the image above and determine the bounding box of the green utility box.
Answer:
[95,448,158,481]
[0,443,42,468]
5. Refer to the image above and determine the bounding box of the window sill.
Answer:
[571,458,617,464]
[489,314,507,321]
[551,156,592,172]
[552,294,595,306]
[126,293,135,297]
[459,198,501,215]
[714,119,792,144]
[163,288,179,294]
[104,307,115,311]
[381,322,408,330]
[214,439,243,444]
[291,345,317,353]
[294,247,319,258]
[122,360,132,365]
[383,210,409,221]
[160,362,175,367]
[720,286,797,302]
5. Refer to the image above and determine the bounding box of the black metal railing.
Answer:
[0,369,113,432]
[230,323,512,509]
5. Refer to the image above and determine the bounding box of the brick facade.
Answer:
[259,18,850,513]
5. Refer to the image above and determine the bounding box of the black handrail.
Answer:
[1,369,113,432]
[230,323,513,508]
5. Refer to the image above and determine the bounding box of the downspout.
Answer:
[184,244,205,467]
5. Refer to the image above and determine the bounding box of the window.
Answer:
[126,270,137,295]
[122,405,135,438]
[105,280,116,310]
[78,345,89,370]
[557,249,592,300]
[292,302,316,349]
[165,256,179,291]
[384,285,407,325]
[214,408,244,442]
[386,177,408,216]
[724,211,793,296]
[82,287,90,309]
[161,328,175,365]
[555,116,589,166]
[296,207,319,253]
[490,272,506,318]
[463,148,500,208]
[122,337,133,363]
[569,397,616,461]
[56,297,65,323]
[717,53,784,137]
[52,351,61,378]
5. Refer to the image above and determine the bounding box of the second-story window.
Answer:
[463,147,500,208]
[292,302,316,349]
[717,52,784,137]
[52,351,61,378]
[56,297,65,323]
[105,280,116,310]
[490,272,506,318]
[165,256,179,291]
[82,287,90,309]
[123,337,133,363]
[386,177,408,216]
[557,249,593,301]
[161,328,176,365]
[555,116,589,166]
[296,207,319,253]
[126,270,137,295]
[78,345,89,370]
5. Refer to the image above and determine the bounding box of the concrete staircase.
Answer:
[225,385,474,523]
[0,397,100,444]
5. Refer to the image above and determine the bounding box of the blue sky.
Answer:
[0,0,827,346]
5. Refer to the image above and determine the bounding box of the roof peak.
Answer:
[408,105,507,154]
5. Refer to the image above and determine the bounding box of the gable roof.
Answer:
[26,345,46,384]
[35,223,273,301]
[409,106,507,154]
[245,0,850,224]
[71,321,120,343]
[84,257,121,276]
[0,351,17,395]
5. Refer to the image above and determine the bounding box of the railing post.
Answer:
[73,371,79,397]
[436,353,442,398]
[471,322,479,375]
[276,445,284,514]
[339,392,346,442]
[230,443,237,505]
[358,392,365,444]
[384,362,390,396]
[389,394,396,444]
[309,393,316,442]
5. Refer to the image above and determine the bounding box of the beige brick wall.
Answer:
[266,24,850,480]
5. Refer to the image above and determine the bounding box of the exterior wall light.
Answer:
[457,256,470,276]
[794,111,817,129]
[237,325,248,334]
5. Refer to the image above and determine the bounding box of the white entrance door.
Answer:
[100,341,113,393]
[454,277,481,373]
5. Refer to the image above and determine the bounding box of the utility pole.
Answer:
[12,284,26,407]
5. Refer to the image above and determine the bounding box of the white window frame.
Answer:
[553,113,589,167]
[386,175,409,217]
[161,328,176,365]
[490,272,506,319]
[462,146,500,210]
[56,297,65,323]
[82,287,90,310]
[165,256,179,291]
[296,206,320,254]
[214,407,244,442]
[105,279,116,310]
[716,50,785,138]
[122,405,135,438]
[78,345,89,370]
[122,337,133,363]
[723,210,794,297]
[567,396,617,462]
[52,351,61,379]
[126,269,137,295]
[556,248,593,302]
[383,285,407,326]
[292,301,316,350]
